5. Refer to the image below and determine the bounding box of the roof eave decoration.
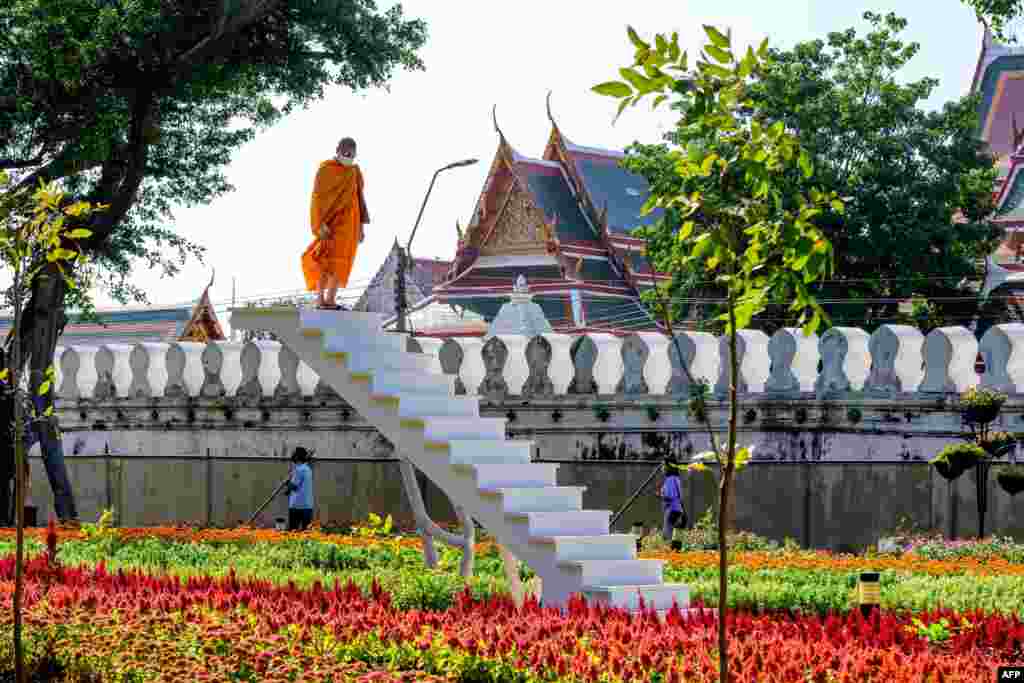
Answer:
[543,91,575,160]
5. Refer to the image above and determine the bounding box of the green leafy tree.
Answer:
[595,26,839,682]
[620,13,1001,333]
[0,0,427,508]
[964,0,1023,41]
[0,171,101,683]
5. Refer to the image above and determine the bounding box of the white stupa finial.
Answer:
[514,274,528,293]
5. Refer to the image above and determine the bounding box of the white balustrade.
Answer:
[715,330,770,395]
[98,344,134,398]
[60,346,99,399]
[205,342,244,397]
[865,325,925,395]
[130,343,170,398]
[589,333,625,395]
[766,328,819,394]
[815,327,870,397]
[456,337,486,396]
[543,334,574,395]
[636,332,672,395]
[496,335,530,396]
[668,332,719,393]
[167,342,206,397]
[247,341,282,397]
[44,327,1010,402]
[921,326,978,394]
[980,323,1024,393]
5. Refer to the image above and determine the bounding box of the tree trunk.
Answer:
[719,294,740,683]
[11,265,26,683]
[16,264,78,521]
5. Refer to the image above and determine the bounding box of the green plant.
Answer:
[995,463,1024,496]
[645,405,660,422]
[596,23,840,680]
[593,404,611,422]
[930,442,986,481]
[847,407,862,424]
[904,616,976,644]
[958,387,1007,425]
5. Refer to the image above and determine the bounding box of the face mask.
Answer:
[336,153,355,166]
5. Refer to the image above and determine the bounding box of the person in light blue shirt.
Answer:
[284,447,314,531]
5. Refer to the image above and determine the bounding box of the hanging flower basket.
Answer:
[995,465,1024,496]
[958,387,1007,425]
[930,443,986,482]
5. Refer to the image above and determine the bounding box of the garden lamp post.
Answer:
[395,158,478,333]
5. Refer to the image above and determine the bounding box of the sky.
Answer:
[86,0,984,317]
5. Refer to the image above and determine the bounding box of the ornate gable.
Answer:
[179,275,226,342]
[479,181,554,257]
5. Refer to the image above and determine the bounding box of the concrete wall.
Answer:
[25,454,1024,548]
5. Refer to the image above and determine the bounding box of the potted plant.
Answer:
[959,387,1006,426]
[995,464,1024,496]
[930,443,986,481]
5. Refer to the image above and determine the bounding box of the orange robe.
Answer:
[301,160,368,291]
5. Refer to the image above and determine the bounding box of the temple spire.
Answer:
[179,269,225,343]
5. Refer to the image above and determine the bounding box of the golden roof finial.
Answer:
[492,104,506,142]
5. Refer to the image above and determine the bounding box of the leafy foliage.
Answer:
[620,13,1001,333]
[963,0,1024,41]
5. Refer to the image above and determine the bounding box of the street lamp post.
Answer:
[395,158,478,333]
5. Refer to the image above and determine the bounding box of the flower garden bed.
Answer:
[0,526,1022,680]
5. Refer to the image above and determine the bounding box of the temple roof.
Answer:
[569,153,664,235]
[179,275,226,343]
[437,101,673,336]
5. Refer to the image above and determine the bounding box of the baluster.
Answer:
[715,330,770,395]
[920,326,979,394]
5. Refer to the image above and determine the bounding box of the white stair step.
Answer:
[344,351,439,374]
[398,395,479,419]
[482,486,584,513]
[509,510,610,537]
[423,417,506,442]
[370,371,454,397]
[463,463,557,489]
[323,331,407,354]
[448,440,532,465]
[530,534,637,561]
[299,310,385,336]
[583,584,691,612]
[561,559,663,586]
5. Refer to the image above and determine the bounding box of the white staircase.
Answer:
[229,307,690,612]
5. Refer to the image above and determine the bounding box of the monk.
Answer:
[302,137,369,309]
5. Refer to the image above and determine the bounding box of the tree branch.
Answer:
[83,89,156,246]
[174,0,283,74]
[0,156,44,170]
